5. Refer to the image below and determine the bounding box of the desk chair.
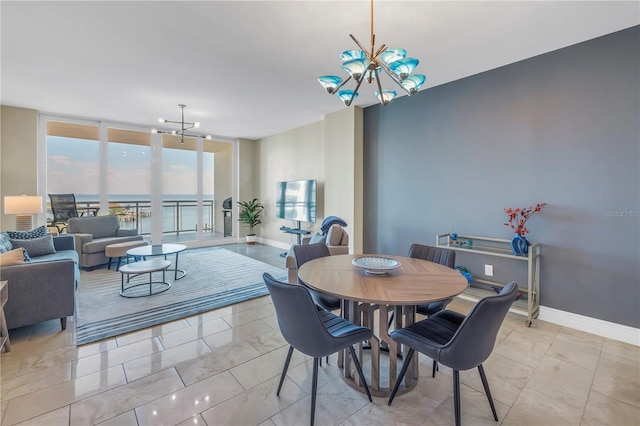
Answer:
[388,281,519,426]
[263,273,372,426]
[48,193,79,233]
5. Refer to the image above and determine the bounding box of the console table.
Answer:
[436,233,541,326]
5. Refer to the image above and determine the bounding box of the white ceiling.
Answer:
[1,1,638,140]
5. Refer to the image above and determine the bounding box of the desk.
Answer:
[298,254,467,397]
[279,226,310,245]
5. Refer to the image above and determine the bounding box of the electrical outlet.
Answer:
[485,264,493,276]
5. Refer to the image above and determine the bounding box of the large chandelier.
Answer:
[152,104,211,143]
[318,0,425,107]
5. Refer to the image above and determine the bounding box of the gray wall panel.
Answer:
[363,26,639,327]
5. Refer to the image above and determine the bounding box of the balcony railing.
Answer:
[51,199,216,236]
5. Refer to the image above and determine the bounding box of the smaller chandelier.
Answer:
[318,0,426,107]
[152,104,211,143]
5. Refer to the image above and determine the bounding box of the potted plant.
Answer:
[237,198,263,245]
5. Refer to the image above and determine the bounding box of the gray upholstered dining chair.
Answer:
[387,281,519,426]
[409,243,457,316]
[389,243,457,376]
[263,273,372,426]
[292,242,341,312]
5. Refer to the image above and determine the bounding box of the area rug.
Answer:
[75,246,287,345]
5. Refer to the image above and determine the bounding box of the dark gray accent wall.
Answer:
[363,26,639,328]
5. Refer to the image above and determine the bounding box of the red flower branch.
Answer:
[504,203,546,236]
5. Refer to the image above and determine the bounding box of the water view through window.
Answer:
[46,123,216,239]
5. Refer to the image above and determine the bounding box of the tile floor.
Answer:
[1,244,639,425]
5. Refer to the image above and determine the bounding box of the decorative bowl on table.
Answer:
[352,256,401,275]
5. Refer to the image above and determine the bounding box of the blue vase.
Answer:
[510,234,530,256]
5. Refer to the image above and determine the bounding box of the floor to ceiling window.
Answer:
[107,127,152,234]
[162,135,215,237]
[43,117,230,245]
[46,121,100,218]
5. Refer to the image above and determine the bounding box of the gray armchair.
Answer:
[285,224,349,283]
[66,215,143,269]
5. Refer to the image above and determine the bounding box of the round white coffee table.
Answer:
[119,259,171,298]
[127,243,187,280]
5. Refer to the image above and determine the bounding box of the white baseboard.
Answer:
[259,238,290,251]
[538,306,639,346]
[457,294,639,346]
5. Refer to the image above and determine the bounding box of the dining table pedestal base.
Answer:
[297,253,468,399]
[338,301,419,397]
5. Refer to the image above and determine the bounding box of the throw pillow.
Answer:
[0,248,25,266]
[6,225,47,240]
[308,233,326,245]
[10,235,56,258]
[0,232,12,253]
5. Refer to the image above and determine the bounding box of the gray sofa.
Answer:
[66,215,144,269]
[0,235,79,330]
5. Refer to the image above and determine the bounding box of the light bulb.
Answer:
[158,118,165,123]
[194,122,200,128]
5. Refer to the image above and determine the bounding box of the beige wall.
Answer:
[324,107,363,254]
[255,107,363,253]
[1,106,39,231]
[237,138,258,238]
[256,120,326,245]
[213,143,233,233]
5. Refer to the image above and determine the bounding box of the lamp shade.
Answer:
[379,48,406,65]
[337,90,358,106]
[389,58,419,81]
[4,195,43,214]
[318,75,343,94]
[341,58,371,81]
[401,74,426,94]
[340,50,366,62]
[374,90,397,105]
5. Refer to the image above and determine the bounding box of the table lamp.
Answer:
[3,195,43,231]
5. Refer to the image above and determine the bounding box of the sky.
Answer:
[47,136,214,197]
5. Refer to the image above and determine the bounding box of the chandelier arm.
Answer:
[373,44,387,59]
[346,75,366,107]
[379,62,413,96]
[154,130,203,138]
[163,119,197,127]
[375,69,386,105]
[333,75,353,94]
[350,34,372,58]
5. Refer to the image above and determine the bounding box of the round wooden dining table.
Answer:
[298,254,468,397]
